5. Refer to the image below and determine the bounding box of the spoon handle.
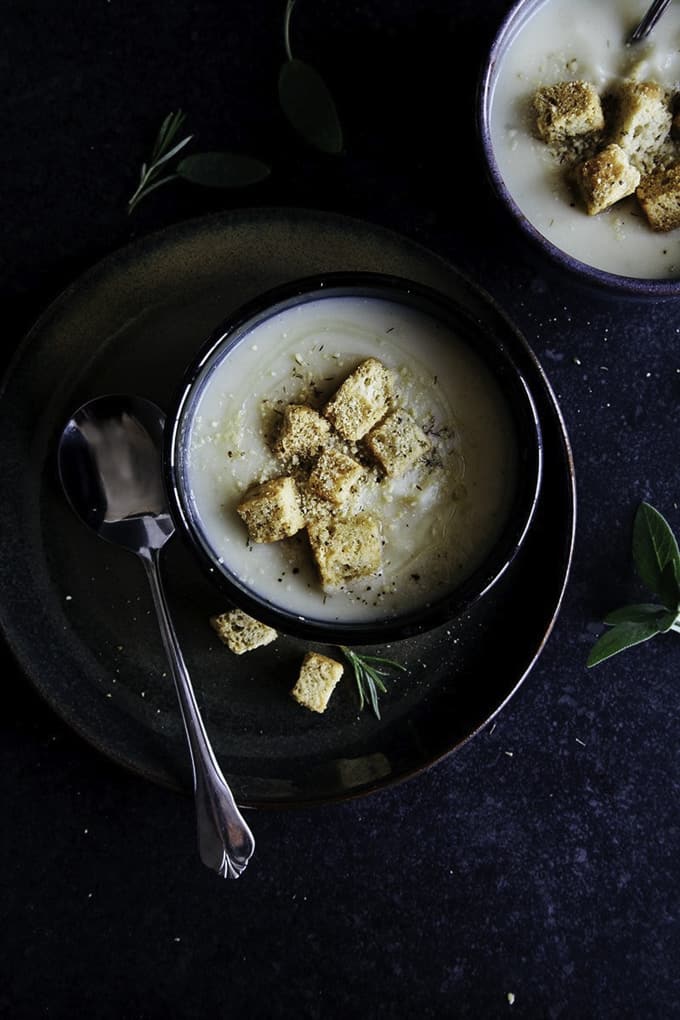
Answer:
[627,0,672,42]
[141,550,255,878]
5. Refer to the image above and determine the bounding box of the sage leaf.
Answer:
[177,152,271,188]
[586,619,666,667]
[658,560,680,613]
[278,58,343,154]
[632,501,680,599]
[604,603,670,625]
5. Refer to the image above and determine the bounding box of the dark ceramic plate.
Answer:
[0,208,575,807]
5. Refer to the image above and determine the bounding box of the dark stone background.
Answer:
[2,1,679,1017]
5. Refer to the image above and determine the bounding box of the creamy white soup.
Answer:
[183,295,518,623]
[489,0,680,278]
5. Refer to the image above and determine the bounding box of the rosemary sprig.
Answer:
[128,110,193,214]
[339,646,406,719]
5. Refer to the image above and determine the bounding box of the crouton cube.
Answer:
[308,448,363,505]
[323,358,393,441]
[574,143,640,215]
[273,403,331,464]
[533,81,604,146]
[291,652,344,713]
[210,608,277,655]
[236,476,304,543]
[365,411,430,476]
[637,162,680,231]
[610,80,671,168]
[307,513,382,589]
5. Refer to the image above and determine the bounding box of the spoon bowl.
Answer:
[58,394,255,879]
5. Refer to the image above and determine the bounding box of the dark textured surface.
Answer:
[2,1,679,1017]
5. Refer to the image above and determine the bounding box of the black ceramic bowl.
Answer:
[478,0,680,299]
[165,272,543,645]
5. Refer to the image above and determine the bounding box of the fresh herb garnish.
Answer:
[128,114,271,213]
[587,501,680,667]
[339,646,406,719]
[278,0,343,154]
[177,152,271,189]
[127,110,193,214]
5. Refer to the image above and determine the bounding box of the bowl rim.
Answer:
[164,270,544,645]
[477,0,680,299]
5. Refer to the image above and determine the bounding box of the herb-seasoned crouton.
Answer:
[273,403,332,464]
[365,410,430,476]
[574,143,640,215]
[323,358,393,441]
[210,608,277,654]
[307,448,363,505]
[533,80,604,147]
[291,652,344,713]
[307,513,382,589]
[610,80,671,171]
[236,476,304,543]
[637,162,680,231]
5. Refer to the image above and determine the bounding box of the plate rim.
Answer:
[0,206,577,807]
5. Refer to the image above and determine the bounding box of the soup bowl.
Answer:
[478,0,680,298]
[164,272,543,645]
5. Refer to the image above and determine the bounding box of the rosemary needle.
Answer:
[339,646,406,719]
[128,110,193,214]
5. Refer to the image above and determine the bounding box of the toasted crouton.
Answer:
[533,80,604,147]
[291,652,344,713]
[637,162,680,231]
[574,143,640,215]
[323,358,393,441]
[307,448,363,505]
[365,410,430,476]
[307,513,382,589]
[210,608,277,655]
[273,403,332,464]
[610,80,671,170]
[236,476,304,543]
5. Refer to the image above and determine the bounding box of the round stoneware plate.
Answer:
[0,208,575,807]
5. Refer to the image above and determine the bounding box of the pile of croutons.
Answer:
[533,78,680,230]
[236,356,431,591]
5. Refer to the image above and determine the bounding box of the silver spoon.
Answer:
[628,0,672,42]
[57,394,255,879]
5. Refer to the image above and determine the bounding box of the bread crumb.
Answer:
[637,162,680,231]
[610,80,672,172]
[533,80,604,148]
[291,651,344,713]
[308,448,363,505]
[237,476,305,543]
[273,403,332,464]
[323,358,393,440]
[210,608,278,654]
[307,513,382,589]
[365,410,431,476]
[574,143,640,215]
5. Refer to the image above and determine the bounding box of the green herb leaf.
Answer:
[278,58,343,154]
[339,646,405,719]
[586,619,667,667]
[588,500,680,666]
[604,603,671,625]
[632,501,680,601]
[128,110,193,214]
[657,560,680,614]
[177,152,271,188]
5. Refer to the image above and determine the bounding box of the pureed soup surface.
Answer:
[490,0,680,278]
[184,295,518,624]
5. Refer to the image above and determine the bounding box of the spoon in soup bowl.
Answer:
[57,394,255,879]
[627,0,672,42]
